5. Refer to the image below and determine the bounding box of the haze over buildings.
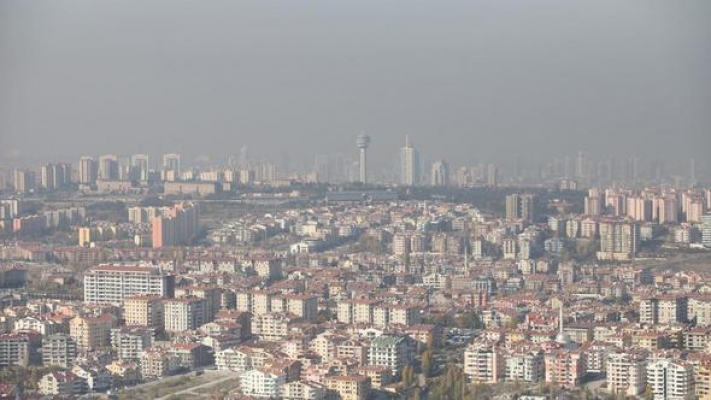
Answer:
[0,0,710,172]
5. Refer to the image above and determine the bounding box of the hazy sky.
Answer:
[1,0,709,170]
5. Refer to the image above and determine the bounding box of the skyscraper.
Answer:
[399,136,419,186]
[506,194,535,222]
[430,160,449,186]
[152,203,199,248]
[513,155,522,181]
[130,154,149,182]
[162,153,181,182]
[575,151,587,179]
[13,169,35,194]
[78,156,98,185]
[356,134,371,184]
[690,159,696,188]
[598,221,640,261]
[486,164,498,187]
[98,154,119,181]
[239,146,250,169]
[40,165,55,191]
[314,155,330,183]
[702,214,711,248]
[163,153,181,174]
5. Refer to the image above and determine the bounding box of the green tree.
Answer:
[402,365,414,388]
[645,385,654,400]
[421,350,434,377]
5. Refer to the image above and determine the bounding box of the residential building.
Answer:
[163,296,207,332]
[111,326,154,361]
[281,380,327,400]
[506,194,535,222]
[503,349,544,383]
[152,202,200,248]
[239,367,286,398]
[69,314,117,350]
[399,136,420,186]
[83,265,175,305]
[647,359,693,400]
[606,350,648,397]
[368,335,412,377]
[464,340,503,384]
[544,350,585,388]
[325,375,371,400]
[42,334,77,368]
[0,333,38,367]
[703,214,711,248]
[123,294,165,331]
[39,371,88,396]
[597,221,640,261]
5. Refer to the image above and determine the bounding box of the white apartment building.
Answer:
[83,265,174,304]
[606,350,648,397]
[368,335,412,376]
[503,350,544,383]
[647,360,693,400]
[240,368,286,398]
[464,340,503,384]
[216,347,253,372]
[163,297,206,332]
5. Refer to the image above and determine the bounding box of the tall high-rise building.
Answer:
[40,165,56,191]
[430,160,449,186]
[690,158,696,188]
[399,136,419,186]
[313,155,330,183]
[98,154,119,181]
[584,188,602,215]
[575,151,587,179]
[513,155,522,181]
[130,154,149,182]
[597,221,640,261]
[625,156,638,185]
[702,214,711,248]
[486,164,498,187]
[162,153,181,174]
[356,134,371,184]
[239,146,250,169]
[152,203,200,248]
[78,156,98,185]
[41,163,71,189]
[13,169,35,194]
[506,194,535,222]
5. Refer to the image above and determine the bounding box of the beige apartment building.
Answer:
[69,314,117,350]
[325,375,371,400]
[123,294,164,331]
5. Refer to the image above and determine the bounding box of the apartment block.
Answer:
[647,359,693,400]
[163,296,207,332]
[123,294,165,331]
[606,350,648,397]
[111,326,154,361]
[83,265,174,305]
[42,334,77,368]
[464,340,503,384]
[325,375,371,400]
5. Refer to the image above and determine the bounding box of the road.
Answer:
[155,372,238,400]
[119,369,237,399]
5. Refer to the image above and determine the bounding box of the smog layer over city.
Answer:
[0,1,710,400]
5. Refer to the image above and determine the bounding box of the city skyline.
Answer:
[2,1,711,399]
[1,0,710,167]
